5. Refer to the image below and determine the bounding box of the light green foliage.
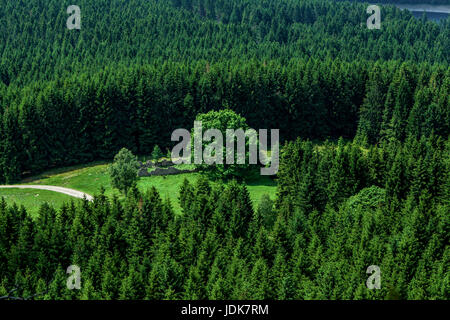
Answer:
[0,189,77,218]
[108,148,140,194]
[193,109,251,179]
[151,145,164,160]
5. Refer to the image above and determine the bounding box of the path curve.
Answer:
[0,185,94,201]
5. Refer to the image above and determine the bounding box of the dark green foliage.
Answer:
[0,59,448,182]
[0,0,448,300]
[1,136,448,300]
[0,0,448,182]
[257,194,275,230]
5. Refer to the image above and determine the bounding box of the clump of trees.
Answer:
[1,60,447,183]
[0,136,448,300]
[0,0,449,183]
[0,0,448,301]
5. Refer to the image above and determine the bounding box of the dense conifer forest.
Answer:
[0,0,448,300]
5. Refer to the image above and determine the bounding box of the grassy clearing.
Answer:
[11,162,277,214]
[138,172,202,213]
[138,172,277,213]
[22,162,119,198]
[0,188,80,218]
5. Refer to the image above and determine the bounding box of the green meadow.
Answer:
[1,162,277,215]
[0,189,80,218]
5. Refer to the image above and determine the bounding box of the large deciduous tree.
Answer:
[108,148,140,194]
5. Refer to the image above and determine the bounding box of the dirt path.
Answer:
[0,185,93,201]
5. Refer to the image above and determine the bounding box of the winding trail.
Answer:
[0,185,93,201]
